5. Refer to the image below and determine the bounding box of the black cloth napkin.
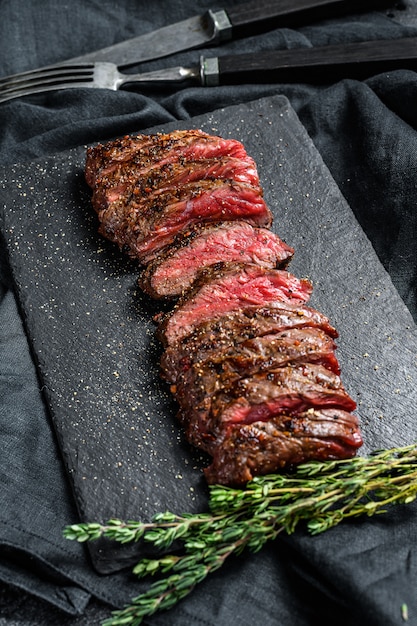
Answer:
[1,1,417,624]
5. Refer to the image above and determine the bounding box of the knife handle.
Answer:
[205,38,417,85]
[226,0,398,38]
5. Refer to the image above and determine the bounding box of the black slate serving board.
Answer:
[1,95,416,574]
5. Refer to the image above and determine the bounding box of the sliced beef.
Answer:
[139,222,294,299]
[86,128,363,486]
[91,155,259,213]
[203,409,363,485]
[97,179,272,263]
[172,329,340,414]
[85,129,248,188]
[161,303,338,384]
[213,363,357,423]
[157,264,313,347]
[178,363,356,448]
[86,129,271,263]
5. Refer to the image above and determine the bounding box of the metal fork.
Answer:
[0,61,202,104]
[3,37,417,103]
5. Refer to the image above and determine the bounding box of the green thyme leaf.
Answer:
[64,443,417,626]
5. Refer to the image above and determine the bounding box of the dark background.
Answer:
[1,1,417,625]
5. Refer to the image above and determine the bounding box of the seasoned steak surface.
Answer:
[161,303,338,383]
[86,130,272,262]
[139,221,294,299]
[177,363,357,450]
[157,263,313,347]
[85,129,249,187]
[204,409,363,485]
[172,328,341,414]
[86,129,363,486]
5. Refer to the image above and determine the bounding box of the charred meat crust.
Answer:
[85,129,249,187]
[170,329,341,417]
[171,326,340,397]
[203,409,363,485]
[86,129,272,263]
[96,179,272,263]
[85,129,363,486]
[161,303,339,384]
[176,363,357,450]
[91,156,261,213]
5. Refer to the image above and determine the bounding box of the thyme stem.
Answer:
[64,444,417,626]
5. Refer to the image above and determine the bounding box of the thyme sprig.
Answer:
[64,444,417,626]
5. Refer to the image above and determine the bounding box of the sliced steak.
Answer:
[203,409,363,485]
[157,264,313,346]
[161,303,338,384]
[85,129,249,188]
[86,129,271,264]
[91,155,259,213]
[172,329,340,414]
[213,363,357,422]
[139,222,294,299]
[86,128,363,485]
[97,179,272,263]
[162,305,339,383]
[178,363,356,448]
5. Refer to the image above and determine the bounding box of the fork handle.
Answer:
[226,0,397,38]
[203,37,417,85]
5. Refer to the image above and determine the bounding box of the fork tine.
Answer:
[0,63,95,89]
[0,65,95,89]
[0,82,96,104]
[0,64,96,104]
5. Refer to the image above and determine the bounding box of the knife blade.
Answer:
[56,0,395,68]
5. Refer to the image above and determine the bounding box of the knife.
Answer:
[58,0,396,68]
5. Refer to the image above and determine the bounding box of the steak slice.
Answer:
[91,155,260,213]
[86,129,272,263]
[139,222,294,299]
[161,303,338,384]
[97,179,272,263]
[179,363,356,448]
[203,409,363,485]
[172,328,340,406]
[85,129,249,187]
[157,264,313,346]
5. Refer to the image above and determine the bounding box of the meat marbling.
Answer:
[139,221,294,299]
